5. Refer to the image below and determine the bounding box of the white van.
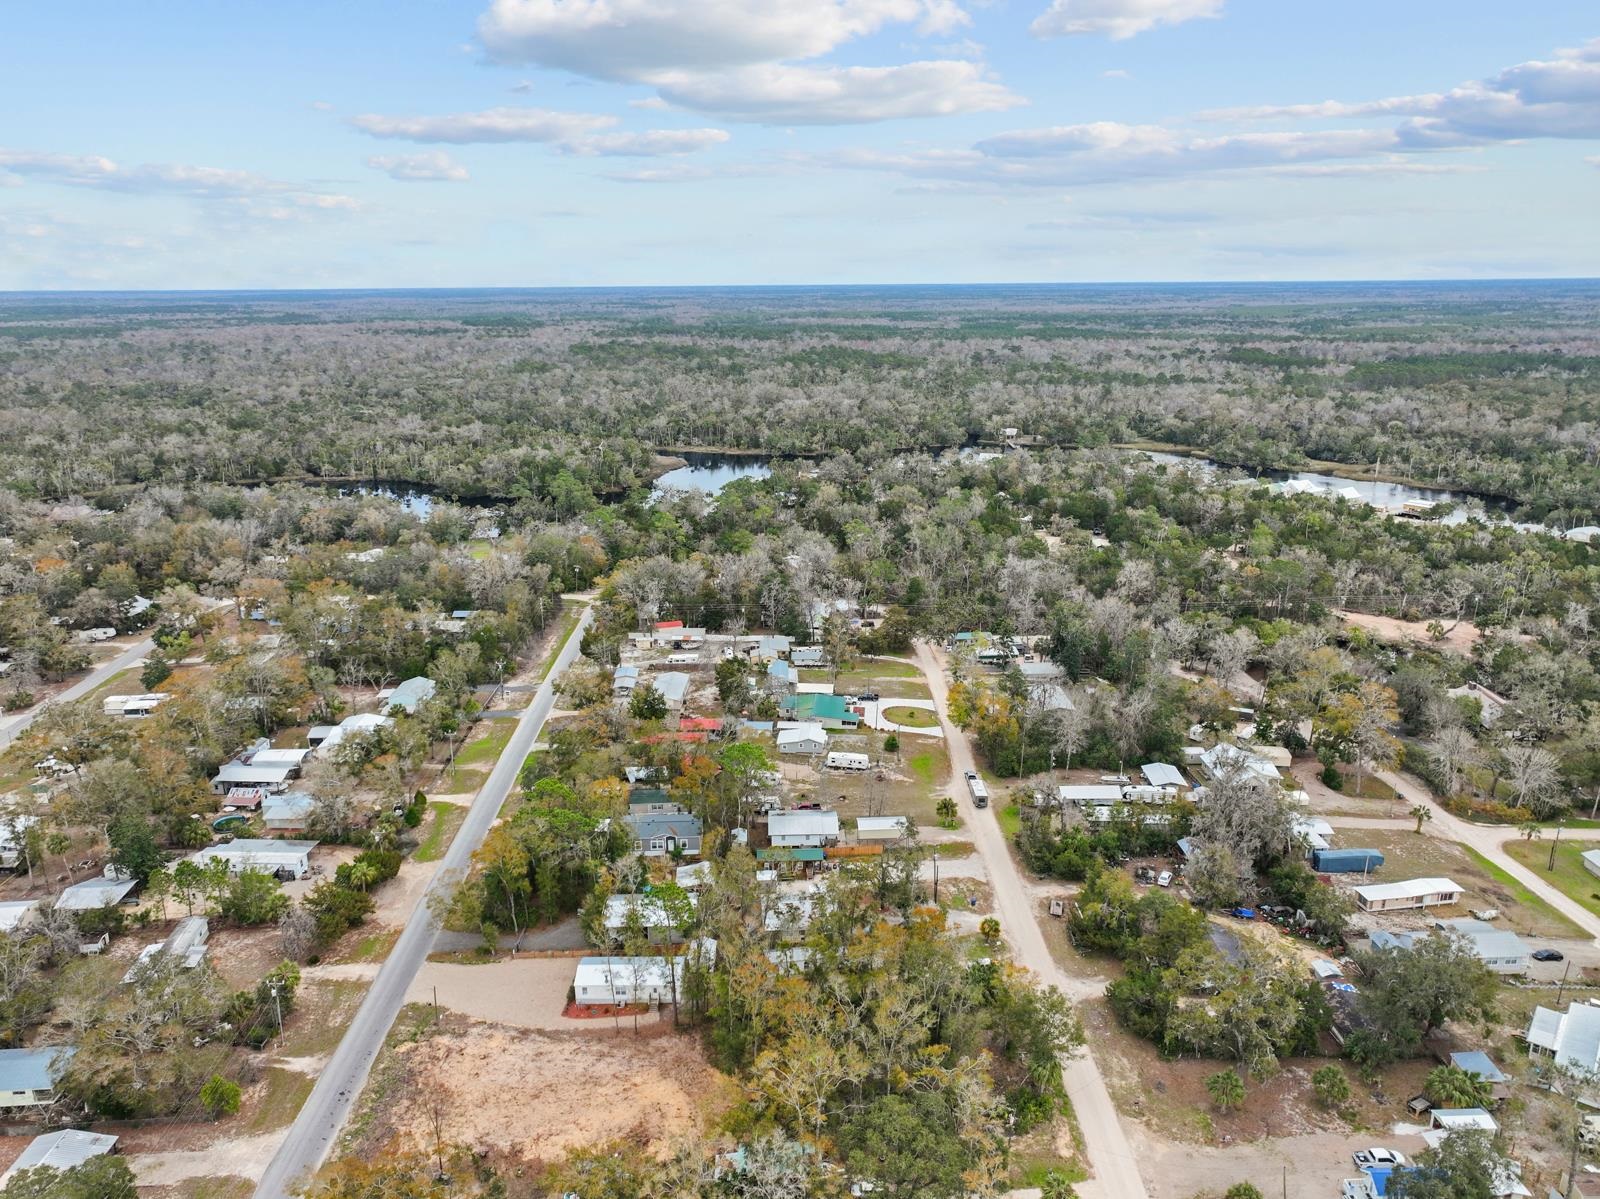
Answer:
[826,752,871,772]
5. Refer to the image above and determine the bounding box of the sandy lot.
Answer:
[406,956,623,1031]
[364,1022,734,1166]
[1335,608,1484,657]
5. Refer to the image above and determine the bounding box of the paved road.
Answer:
[912,642,1150,1199]
[254,602,594,1199]
[0,636,155,751]
[1344,769,1600,945]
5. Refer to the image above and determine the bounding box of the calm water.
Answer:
[650,454,772,503]
[1142,451,1553,533]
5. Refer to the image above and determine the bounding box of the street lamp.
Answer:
[931,851,940,904]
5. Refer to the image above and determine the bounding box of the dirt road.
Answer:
[912,642,1150,1199]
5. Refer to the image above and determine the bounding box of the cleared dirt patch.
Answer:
[355,1019,737,1169]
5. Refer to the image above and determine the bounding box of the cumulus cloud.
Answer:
[656,60,1021,125]
[1031,0,1222,40]
[1202,38,1600,147]
[561,128,731,156]
[366,151,471,181]
[474,0,1012,124]
[351,106,615,143]
[478,0,968,76]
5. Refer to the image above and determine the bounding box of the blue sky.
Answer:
[2,0,1597,288]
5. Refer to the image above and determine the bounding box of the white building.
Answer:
[1436,918,1530,975]
[767,809,841,849]
[56,875,138,912]
[123,916,210,982]
[101,692,170,718]
[777,723,829,755]
[1354,876,1464,913]
[1584,849,1600,881]
[0,900,40,934]
[1140,762,1187,789]
[309,712,392,754]
[0,1047,73,1110]
[602,892,700,938]
[1198,742,1282,783]
[262,792,316,831]
[1350,877,1465,909]
[188,839,317,879]
[1526,1000,1600,1072]
[379,676,436,714]
[653,671,691,709]
[1446,682,1510,728]
[572,943,715,1008]
[856,816,908,842]
[209,761,297,795]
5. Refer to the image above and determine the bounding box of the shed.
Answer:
[0,1046,74,1110]
[1430,1107,1498,1132]
[856,816,909,842]
[0,1130,118,1189]
[188,839,317,879]
[653,672,691,708]
[675,861,713,890]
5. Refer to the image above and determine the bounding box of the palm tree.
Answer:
[347,861,378,893]
[1206,1069,1246,1113]
[1424,1064,1492,1110]
[1409,804,1433,834]
[1519,821,1542,843]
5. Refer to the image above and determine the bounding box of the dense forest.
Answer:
[1,283,1597,523]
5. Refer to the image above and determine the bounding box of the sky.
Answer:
[2,0,1598,288]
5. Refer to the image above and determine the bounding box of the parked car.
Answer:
[1156,870,1173,888]
[1533,948,1565,962]
[858,691,879,702]
[1353,1149,1407,1168]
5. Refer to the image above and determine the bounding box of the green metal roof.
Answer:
[755,847,826,862]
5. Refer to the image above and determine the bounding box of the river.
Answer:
[649,452,772,503]
[1141,451,1556,534]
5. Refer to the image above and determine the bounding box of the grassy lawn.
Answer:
[808,736,950,826]
[246,1067,315,1134]
[997,802,1023,839]
[1352,829,1584,938]
[1502,838,1600,922]
[80,666,140,705]
[908,745,951,790]
[442,717,515,791]
[413,800,465,863]
[856,656,922,678]
[536,602,583,683]
[882,704,937,728]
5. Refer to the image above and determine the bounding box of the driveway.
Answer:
[912,642,1149,1199]
[855,696,943,737]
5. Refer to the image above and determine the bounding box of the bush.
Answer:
[1224,1186,1265,1199]
[200,1074,242,1118]
[219,869,290,926]
[303,882,374,945]
[334,848,402,890]
[1312,1064,1351,1108]
[3,690,35,712]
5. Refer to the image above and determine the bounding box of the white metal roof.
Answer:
[857,816,908,833]
[1431,1108,1498,1131]
[56,876,138,910]
[1141,763,1186,788]
[602,892,699,929]
[653,671,690,702]
[0,1130,117,1189]
[777,722,828,746]
[1354,877,1462,902]
[767,810,841,838]
[0,900,39,932]
[1057,784,1126,803]
[212,762,296,785]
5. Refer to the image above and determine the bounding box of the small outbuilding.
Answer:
[0,1129,118,1189]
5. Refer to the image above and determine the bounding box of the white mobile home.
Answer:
[0,1047,74,1111]
[1354,876,1463,913]
[767,809,841,849]
[188,839,317,879]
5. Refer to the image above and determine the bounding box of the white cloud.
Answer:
[351,106,615,143]
[0,147,356,204]
[1202,38,1600,146]
[562,128,731,156]
[478,0,968,77]
[1101,69,1132,79]
[474,0,1006,125]
[833,121,1401,188]
[1031,0,1222,40]
[629,97,671,110]
[366,151,471,181]
[656,60,1021,124]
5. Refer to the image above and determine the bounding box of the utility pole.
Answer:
[1558,958,1573,1008]
[1550,822,1564,872]
[931,851,940,904]
[270,982,283,1036]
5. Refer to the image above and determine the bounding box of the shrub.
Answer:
[303,882,374,945]
[200,1074,242,1118]
[1312,1064,1351,1109]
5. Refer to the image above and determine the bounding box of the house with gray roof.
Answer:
[380,676,436,715]
[623,810,703,859]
